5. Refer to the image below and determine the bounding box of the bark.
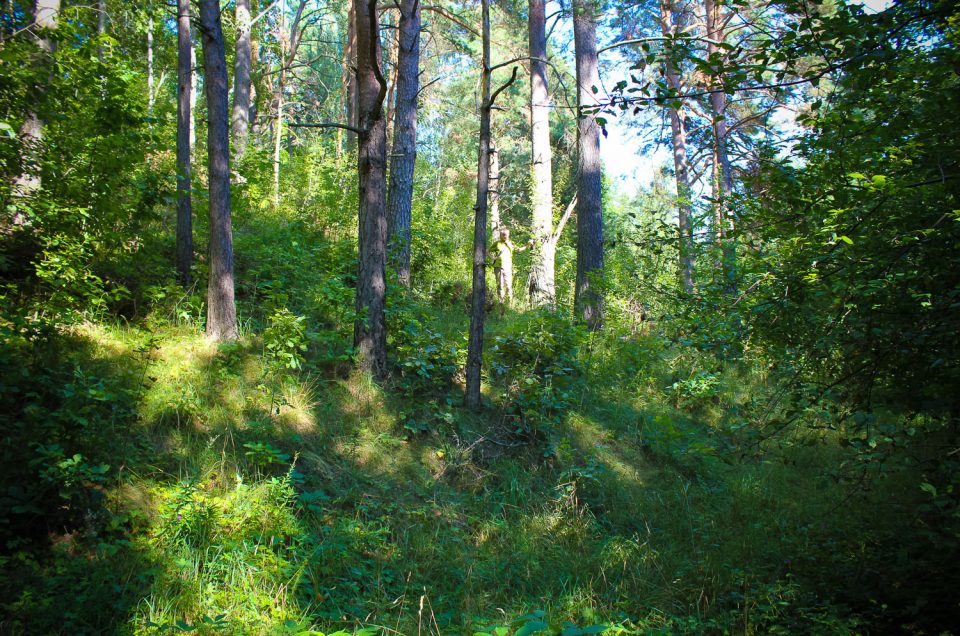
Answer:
[383,10,398,152]
[273,0,287,207]
[199,0,238,340]
[705,0,736,292]
[343,2,359,151]
[176,0,193,286]
[659,0,695,294]
[465,0,494,410]
[573,0,604,329]
[272,0,308,206]
[96,0,106,61]
[490,141,501,236]
[354,0,389,378]
[231,0,252,159]
[385,0,420,287]
[190,38,197,153]
[490,141,513,304]
[147,6,154,116]
[527,0,555,307]
[12,0,59,204]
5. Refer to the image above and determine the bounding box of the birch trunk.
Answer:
[199,0,238,340]
[573,0,604,329]
[96,0,106,61]
[273,0,287,207]
[147,6,154,116]
[12,0,59,205]
[705,0,736,292]
[343,2,359,152]
[190,39,197,154]
[490,141,513,304]
[660,0,695,294]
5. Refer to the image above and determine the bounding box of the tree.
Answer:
[343,2,358,152]
[146,3,154,116]
[199,0,238,340]
[385,0,421,287]
[231,0,253,159]
[466,0,519,409]
[353,0,389,378]
[704,0,735,292]
[573,0,604,329]
[527,0,556,307]
[12,0,59,207]
[659,0,695,294]
[272,0,308,207]
[176,0,193,285]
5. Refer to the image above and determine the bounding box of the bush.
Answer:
[490,310,586,438]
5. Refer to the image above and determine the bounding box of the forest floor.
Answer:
[2,307,932,635]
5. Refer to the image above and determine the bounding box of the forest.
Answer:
[0,0,958,633]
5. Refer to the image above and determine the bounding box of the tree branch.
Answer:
[288,121,365,135]
[552,194,578,244]
[489,65,519,107]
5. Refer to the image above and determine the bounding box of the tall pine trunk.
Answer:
[12,0,59,206]
[385,0,420,287]
[465,0,494,410]
[199,0,238,340]
[231,0,252,160]
[527,0,555,307]
[573,0,604,329]
[354,0,389,378]
[176,0,193,285]
[660,0,695,294]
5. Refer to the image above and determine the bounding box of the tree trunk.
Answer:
[573,0,604,329]
[12,0,59,205]
[527,0,555,307]
[385,0,420,287]
[705,0,736,293]
[232,0,252,160]
[465,0,494,410]
[96,0,106,61]
[147,5,154,116]
[383,9,398,153]
[343,2,359,152]
[354,0,389,378]
[199,0,238,340]
[176,0,193,286]
[272,0,307,206]
[273,0,287,207]
[489,141,514,305]
[660,0,694,294]
[190,38,197,153]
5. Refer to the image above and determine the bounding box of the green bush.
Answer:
[490,310,586,438]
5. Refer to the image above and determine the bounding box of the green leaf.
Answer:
[515,621,548,636]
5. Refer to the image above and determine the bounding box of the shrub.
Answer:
[490,310,586,438]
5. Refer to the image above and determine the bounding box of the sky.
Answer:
[579,0,895,195]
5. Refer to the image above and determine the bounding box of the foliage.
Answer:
[490,311,586,438]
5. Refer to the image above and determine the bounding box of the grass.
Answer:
[2,306,914,635]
